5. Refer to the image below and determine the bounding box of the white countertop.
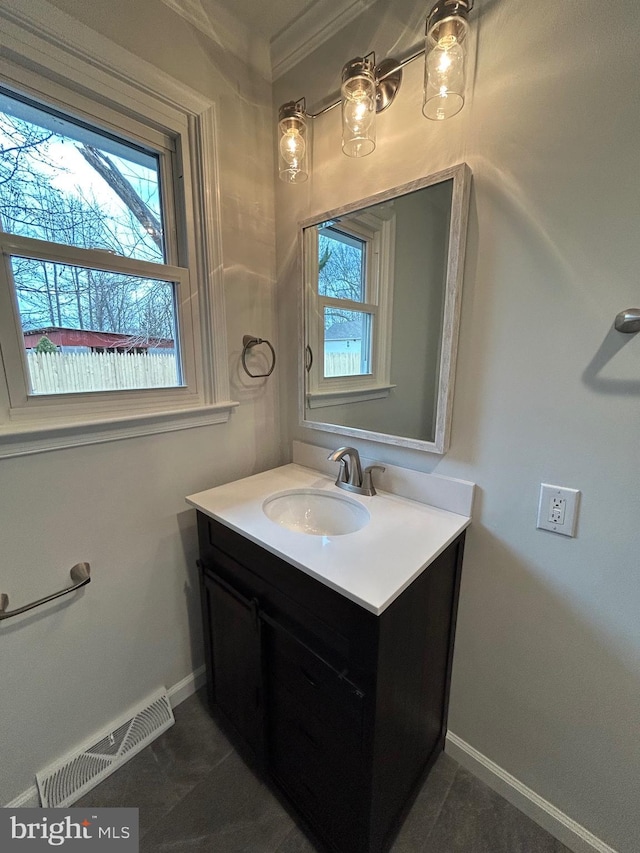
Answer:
[186,463,471,615]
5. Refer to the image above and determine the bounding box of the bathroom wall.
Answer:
[0,0,280,805]
[275,1,640,851]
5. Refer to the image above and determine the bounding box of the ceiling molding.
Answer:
[271,0,379,81]
[0,0,213,115]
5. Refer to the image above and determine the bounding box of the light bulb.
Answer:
[423,37,466,120]
[279,128,305,168]
[343,90,375,137]
[341,57,377,158]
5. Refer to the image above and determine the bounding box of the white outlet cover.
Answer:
[537,483,580,537]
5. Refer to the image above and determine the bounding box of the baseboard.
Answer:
[445,732,619,853]
[167,664,207,708]
[4,666,207,809]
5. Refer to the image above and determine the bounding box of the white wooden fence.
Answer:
[324,352,361,377]
[27,351,178,394]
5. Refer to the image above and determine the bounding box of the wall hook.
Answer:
[614,309,640,334]
[241,335,276,378]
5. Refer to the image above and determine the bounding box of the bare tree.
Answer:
[78,145,163,252]
[0,111,174,343]
[318,233,365,328]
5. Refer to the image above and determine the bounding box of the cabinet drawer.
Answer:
[270,682,363,774]
[266,617,365,734]
[270,687,368,853]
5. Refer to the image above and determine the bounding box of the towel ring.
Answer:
[242,335,276,378]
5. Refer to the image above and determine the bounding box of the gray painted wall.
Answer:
[275,1,640,851]
[0,0,281,806]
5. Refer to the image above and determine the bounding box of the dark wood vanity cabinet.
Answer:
[197,512,465,853]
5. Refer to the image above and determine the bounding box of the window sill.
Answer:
[306,384,395,409]
[0,401,239,458]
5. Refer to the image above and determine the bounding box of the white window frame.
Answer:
[0,0,237,458]
[305,210,396,409]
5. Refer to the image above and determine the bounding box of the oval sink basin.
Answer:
[262,488,370,536]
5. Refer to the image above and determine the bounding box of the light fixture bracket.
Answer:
[341,55,376,87]
[279,98,306,127]
[427,0,472,42]
[375,58,402,113]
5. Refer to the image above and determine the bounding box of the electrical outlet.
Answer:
[537,484,580,537]
[549,496,565,525]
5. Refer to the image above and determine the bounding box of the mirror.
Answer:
[301,163,471,454]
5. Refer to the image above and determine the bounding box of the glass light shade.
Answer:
[341,57,377,158]
[278,102,308,183]
[423,14,469,121]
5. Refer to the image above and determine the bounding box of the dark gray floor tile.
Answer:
[391,752,458,852]
[140,749,295,853]
[75,691,232,838]
[150,690,234,788]
[423,765,562,853]
[75,689,569,853]
[275,824,320,853]
[74,746,192,838]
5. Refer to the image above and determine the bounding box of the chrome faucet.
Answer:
[327,447,385,497]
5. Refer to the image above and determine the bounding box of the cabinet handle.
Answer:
[301,779,318,799]
[298,723,320,748]
[259,609,365,697]
[250,597,260,632]
[300,667,319,688]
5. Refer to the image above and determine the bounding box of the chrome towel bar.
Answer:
[0,562,91,621]
[614,309,640,333]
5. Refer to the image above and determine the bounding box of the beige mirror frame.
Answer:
[299,163,471,454]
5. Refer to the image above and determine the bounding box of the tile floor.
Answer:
[76,690,571,853]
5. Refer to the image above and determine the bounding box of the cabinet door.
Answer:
[202,569,264,762]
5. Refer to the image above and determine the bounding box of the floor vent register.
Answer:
[36,689,174,808]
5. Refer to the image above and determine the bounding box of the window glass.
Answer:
[0,89,164,263]
[12,257,181,393]
[323,306,372,377]
[318,225,365,302]
[0,88,185,397]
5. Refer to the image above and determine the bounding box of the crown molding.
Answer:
[0,0,213,115]
[271,0,379,81]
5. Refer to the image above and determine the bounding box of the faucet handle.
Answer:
[362,465,385,496]
[336,458,349,484]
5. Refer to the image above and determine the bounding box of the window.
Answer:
[305,210,395,407]
[0,89,184,396]
[0,17,235,457]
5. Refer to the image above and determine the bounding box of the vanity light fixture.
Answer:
[277,0,475,181]
[278,99,309,183]
[423,0,473,120]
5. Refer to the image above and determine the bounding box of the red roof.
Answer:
[23,327,174,350]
